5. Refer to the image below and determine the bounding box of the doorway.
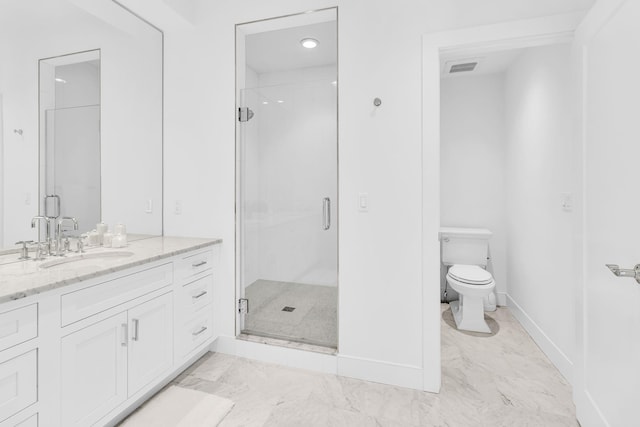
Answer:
[235,9,338,349]
[438,39,576,380]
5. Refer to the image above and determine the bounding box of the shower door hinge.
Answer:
[238,107,254,122]
[238,298,249,314]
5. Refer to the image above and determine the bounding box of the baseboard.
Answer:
[212,336,426,391]
[496,292,508,306]
[337,354,424,391]
[211,335,337,374]
[575,388,609,427]
[507,295,573,384]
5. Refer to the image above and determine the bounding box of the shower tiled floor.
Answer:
[242,279,337,348]
[121,304,577,426]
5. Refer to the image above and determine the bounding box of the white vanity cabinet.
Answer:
[174,248,215,362]
[60,311,128,427]
[60,292,173,427]
[127,292,174,395]
[0,238,220,427]
[0,303,39,427]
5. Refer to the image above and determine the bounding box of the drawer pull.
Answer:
[192,261,207,268]
[192,290,208,300]
[192,326,208,336]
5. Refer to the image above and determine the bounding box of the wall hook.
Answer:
[373,98,382,107]
[13,129,23,136]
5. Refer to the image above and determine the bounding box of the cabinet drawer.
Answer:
[0,351,37,423]
[177,309,213,359]
[61,263,173,326]
[175,249,213,281]
[178,275,213,313]
[0,305,37,351]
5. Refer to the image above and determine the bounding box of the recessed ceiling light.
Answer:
[300,38,319,49]
[262,101,269,105]
[277,100,284,104]
[55,78,67,84]
[331,81,337,86]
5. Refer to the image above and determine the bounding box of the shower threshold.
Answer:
[238,331,337,355]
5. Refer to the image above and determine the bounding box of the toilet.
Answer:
[440,227,496,333]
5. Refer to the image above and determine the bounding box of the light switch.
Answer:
[175,200,182,215]
[358,193,368,212]
[145,199,153,213]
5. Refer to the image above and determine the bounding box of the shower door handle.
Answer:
[323,197,331,230]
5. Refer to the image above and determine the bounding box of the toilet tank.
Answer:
[439,227,492,267]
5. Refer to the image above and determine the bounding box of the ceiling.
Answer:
[0,0,79,35]
[245,20,337,74]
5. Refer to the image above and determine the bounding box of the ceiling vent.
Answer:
[449,62,477,73]
[443,58,482,75]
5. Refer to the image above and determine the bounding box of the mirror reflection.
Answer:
[40,50,101,234]
[0,0,163,251]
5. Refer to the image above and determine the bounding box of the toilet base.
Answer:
[450,298,491,334]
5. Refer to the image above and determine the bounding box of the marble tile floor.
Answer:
[124,304,577,426]
[243,280,337,348]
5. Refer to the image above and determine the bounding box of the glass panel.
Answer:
[238,78,338,348]
[45,106,100,234]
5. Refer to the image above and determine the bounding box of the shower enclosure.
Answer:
[236,9,338,348]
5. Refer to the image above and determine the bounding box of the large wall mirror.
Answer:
[0,0,163,250]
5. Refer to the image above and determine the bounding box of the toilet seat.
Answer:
[447,264,493,285]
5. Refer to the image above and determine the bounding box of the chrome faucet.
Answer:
[31,216,51,259]
[56,217,78,255]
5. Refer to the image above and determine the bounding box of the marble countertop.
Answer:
[0,236,222,304]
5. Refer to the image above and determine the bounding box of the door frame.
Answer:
[233,7,340,345]
[572,1,630,425]
[421,12,584,393]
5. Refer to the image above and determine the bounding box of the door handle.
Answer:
[606,264,640,284]
[323,197,331,231]
[132,318,139,341]
[121,323,128,347]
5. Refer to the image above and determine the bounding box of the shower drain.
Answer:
[282,306,296,312]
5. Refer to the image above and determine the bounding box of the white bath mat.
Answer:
[120,385,234,427]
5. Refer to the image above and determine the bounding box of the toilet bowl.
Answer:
[446,264,495,333]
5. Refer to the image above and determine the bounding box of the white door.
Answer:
[60,312,128,427]
[128,293,173,396]
[577,1,640,426]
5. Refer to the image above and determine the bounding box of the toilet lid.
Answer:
[448,264,493,285]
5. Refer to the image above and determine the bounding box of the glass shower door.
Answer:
[237,79,338,348]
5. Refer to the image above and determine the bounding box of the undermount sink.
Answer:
[39,251,134,269]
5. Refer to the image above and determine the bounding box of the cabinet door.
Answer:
[128,293,173,396]
[0,351,37,423]
[60,312,128,427]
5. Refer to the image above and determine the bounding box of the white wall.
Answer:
[504,43,575,381]
[440,74,507,303]
[121,0,595,391]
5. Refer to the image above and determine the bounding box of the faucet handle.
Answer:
[72,234,87,253]
[15,240,34,260]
